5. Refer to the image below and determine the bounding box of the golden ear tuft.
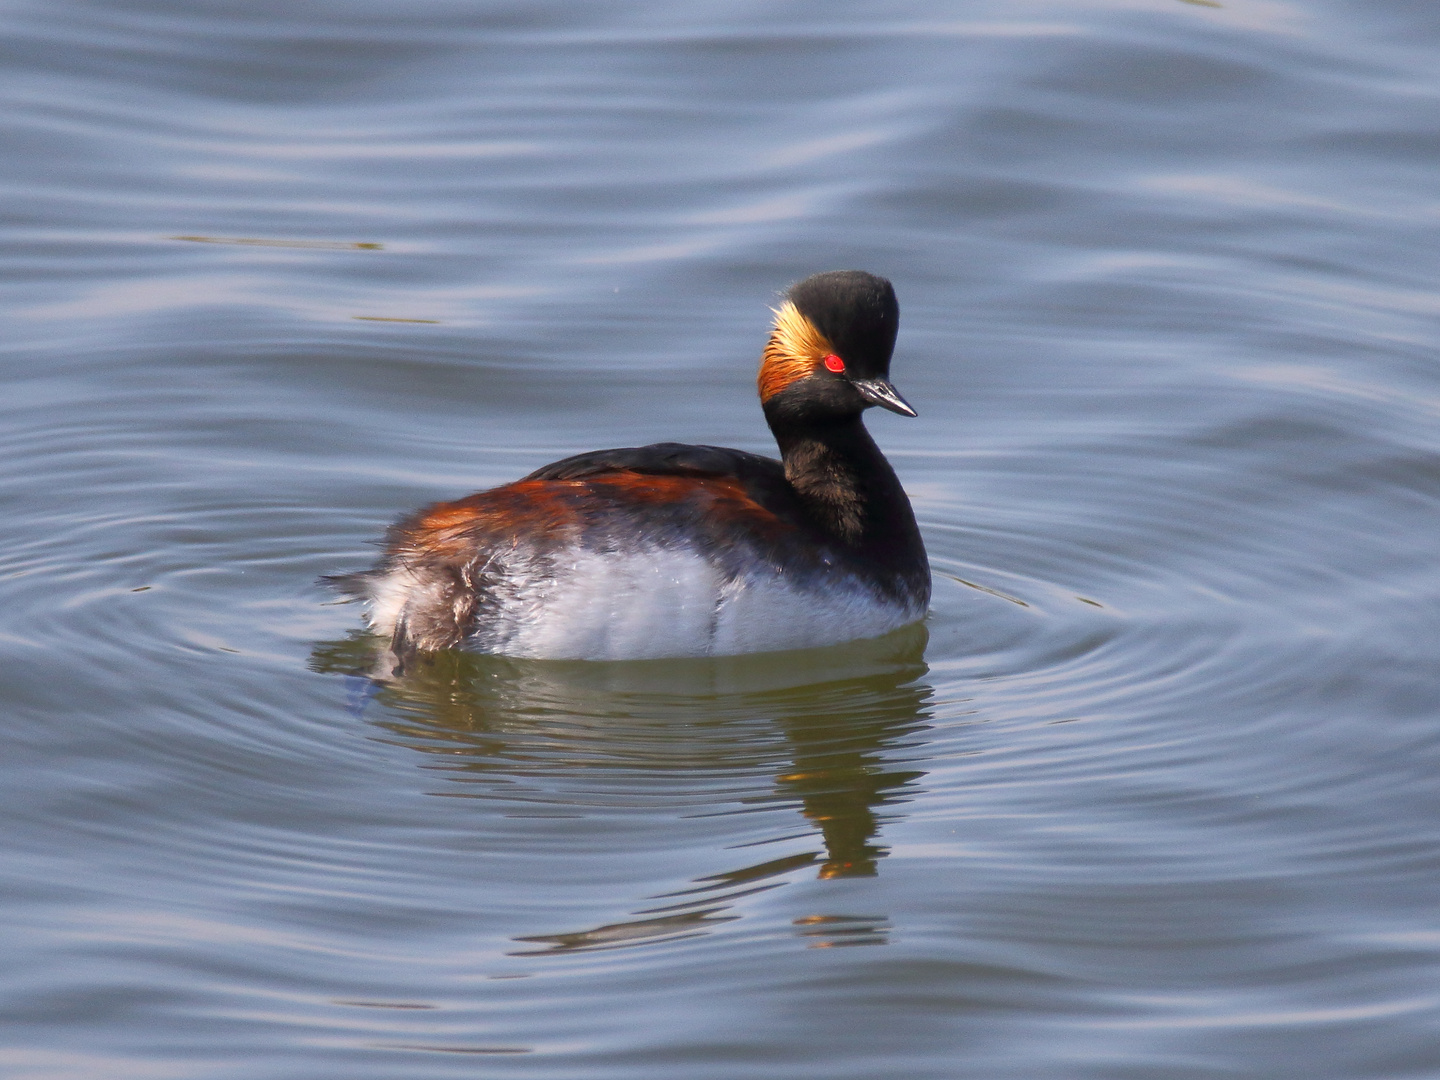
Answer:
[757,302,836,403]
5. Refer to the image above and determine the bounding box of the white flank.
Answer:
[367,545,920,661]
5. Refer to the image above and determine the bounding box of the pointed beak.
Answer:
[852,378,918,418]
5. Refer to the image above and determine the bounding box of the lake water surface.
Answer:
[4,1,1440,1077]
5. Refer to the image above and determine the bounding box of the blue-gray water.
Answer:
[3,1,1439,1077]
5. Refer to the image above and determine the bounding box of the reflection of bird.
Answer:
[307,629,932,950]
[330,271,930,660]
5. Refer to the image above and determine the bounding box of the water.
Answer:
[3,0,1439,1076]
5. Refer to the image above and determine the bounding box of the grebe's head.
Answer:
[757,270,914,425]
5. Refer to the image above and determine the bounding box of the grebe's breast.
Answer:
[356,445,926,661]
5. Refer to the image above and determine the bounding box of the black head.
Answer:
[788,270,899,379]
[757,270,915,424]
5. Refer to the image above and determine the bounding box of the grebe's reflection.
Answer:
[311,625,933,951]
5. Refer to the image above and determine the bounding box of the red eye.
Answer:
[822,354,845,373]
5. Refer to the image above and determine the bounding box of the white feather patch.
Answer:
[366,545,920,660]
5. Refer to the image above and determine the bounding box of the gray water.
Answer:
[4,1,1439,1076]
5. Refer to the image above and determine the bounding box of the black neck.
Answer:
[767,412,925,568]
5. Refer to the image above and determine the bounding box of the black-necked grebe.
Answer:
[332,270,929,660]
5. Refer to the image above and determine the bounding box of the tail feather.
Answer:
[320,571,373,601]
